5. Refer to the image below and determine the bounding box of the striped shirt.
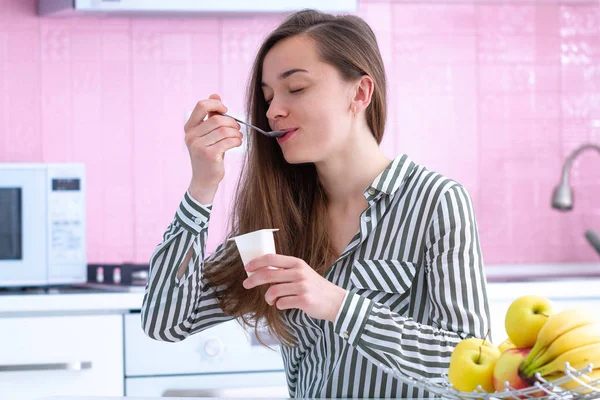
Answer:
[141,153,491,398]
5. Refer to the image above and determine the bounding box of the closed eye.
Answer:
[264,88,305,105]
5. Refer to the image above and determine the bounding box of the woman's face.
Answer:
[261,35,355,164]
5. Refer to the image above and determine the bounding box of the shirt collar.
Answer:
[366,154,416,197]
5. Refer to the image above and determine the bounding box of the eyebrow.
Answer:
[261,68,309,87]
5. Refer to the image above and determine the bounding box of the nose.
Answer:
[265,96,288,124]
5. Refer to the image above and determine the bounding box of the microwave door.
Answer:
[0,189,22,260]
[0,169,48,287]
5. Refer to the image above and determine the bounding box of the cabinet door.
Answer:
[125,314,284,376]
[126,371,289,398]
[0,314,123,400]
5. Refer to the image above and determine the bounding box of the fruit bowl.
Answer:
[380,362,599,399]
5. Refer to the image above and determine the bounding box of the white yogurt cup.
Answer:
[229,229,279,277]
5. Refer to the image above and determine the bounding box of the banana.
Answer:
[545,368,600,394]
[528,342,600,378]
[521,307,599,369]
[523,323,600,375]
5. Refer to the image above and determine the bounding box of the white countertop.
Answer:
[0,285,144,316]
[0,263,598,315]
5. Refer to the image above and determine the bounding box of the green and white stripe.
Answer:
[141,154,491,398]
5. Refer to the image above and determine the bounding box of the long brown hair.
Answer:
[203,9,388,346]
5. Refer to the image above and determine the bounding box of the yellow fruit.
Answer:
[522,323,600,375]
[505,295,553,348]
[521,307,600,375]
[448,337,501,393]
[498,338,516,353]
[530,342,600,378]
[545,368,600,394]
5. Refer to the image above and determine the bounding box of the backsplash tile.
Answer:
[1,0,599,265]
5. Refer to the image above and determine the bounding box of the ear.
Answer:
[350,75,375,114]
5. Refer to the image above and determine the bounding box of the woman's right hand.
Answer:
[184,94,243,204]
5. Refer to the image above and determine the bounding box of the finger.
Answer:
[210,137,243,159]
[264,282,298,306]
[274,296,300,311]
[207,93,223,119]
[245,254,300,273]
[243,267,296,289]
[197,125,243,146]
[198,115,241,137]
[184,96,227,132]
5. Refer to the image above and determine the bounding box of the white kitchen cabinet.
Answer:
[0,314,124,400]
[126,371,289,398]
[124,314,284,376]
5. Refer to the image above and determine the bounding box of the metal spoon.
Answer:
[221,113,287,138]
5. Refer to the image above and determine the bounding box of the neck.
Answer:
[315,126,392,209]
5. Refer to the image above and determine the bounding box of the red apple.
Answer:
[493,348,544,397]
[493,348,532,392]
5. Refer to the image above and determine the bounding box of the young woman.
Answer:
[142,9,491,398]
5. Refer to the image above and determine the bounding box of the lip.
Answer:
[276,128,298,144]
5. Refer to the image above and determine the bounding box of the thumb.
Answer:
[208,93,225,118]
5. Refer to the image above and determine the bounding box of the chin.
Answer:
[281,150,320,165]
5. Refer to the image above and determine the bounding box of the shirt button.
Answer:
[194,217,202,225]
[364,216,371,222]
[343,331,349,339]
[368,188,376,195]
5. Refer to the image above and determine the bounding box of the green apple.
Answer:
[448,337,501,393]
[505,295,553,348]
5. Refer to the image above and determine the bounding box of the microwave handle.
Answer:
[0,361,92,373]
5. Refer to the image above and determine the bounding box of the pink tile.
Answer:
[40,61,72,161]
[392,35,476,65]
[478,35,535,64]
[561,93,600,121]
[40,20,70,62]
[70,30,102,62]
[477,5,535,36]
[536,4,560,36]
[358,2,392,67]
[560,36,600,66]
[479,65,536,93]
[559,5,600,37]
[162,33,192,62]
[102,32,130,62]
[561,63,600,92]
[392,4,476,36]
[132,30,162,62]
[5,29,40,62]
[536,35,561,63]
[0,57,6,161]
[4,62,41,161]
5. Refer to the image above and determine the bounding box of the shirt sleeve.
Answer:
[332,184,491,379]
[141,190,235,342]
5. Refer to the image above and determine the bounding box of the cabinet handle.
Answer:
[0,361,92,373]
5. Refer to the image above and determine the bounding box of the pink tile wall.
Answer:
[1,0,600,265]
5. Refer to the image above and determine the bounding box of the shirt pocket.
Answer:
[350,260,418,313]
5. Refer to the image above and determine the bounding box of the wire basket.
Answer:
[380,362,600,399]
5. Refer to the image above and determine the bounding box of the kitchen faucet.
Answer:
[551,142,600,257]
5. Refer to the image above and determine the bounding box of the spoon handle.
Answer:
[221,113,267,135]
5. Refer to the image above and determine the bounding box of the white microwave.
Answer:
[0,163,87,288]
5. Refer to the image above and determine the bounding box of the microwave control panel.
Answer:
[47,167,86,265]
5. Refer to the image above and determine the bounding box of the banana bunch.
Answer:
[518,307,600,386]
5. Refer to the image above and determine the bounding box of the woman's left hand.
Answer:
[243,254,348,322]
